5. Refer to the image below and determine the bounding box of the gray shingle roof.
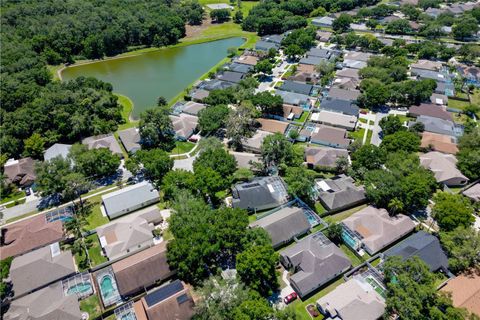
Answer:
[227,62,253,74]
[255,40,280,51]
[217,71,245,84]
[280,80,313,96]
[411,115,457,136]
[275,89,310,106]
[315,174,366,211]
[232,176,289,211]
[43,143,72,161]
[299,56,327,66]
[320,98,359,116]
[118,128,141,153]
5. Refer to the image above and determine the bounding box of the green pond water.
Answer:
[61,37,245,118]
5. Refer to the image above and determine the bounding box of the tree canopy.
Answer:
[456,127,480,180]
[138,106,175,150]
[440,226,480,274]
[432,192,475,232]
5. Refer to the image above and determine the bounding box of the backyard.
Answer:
[170,141,196,155]
[74,234,108,271]
[85,195,110,231]
[80,294,103,319]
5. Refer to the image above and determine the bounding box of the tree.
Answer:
[198,104,230,134]
[315,60,335,76]
[380,130,420,153]
[457,127,480,180]
[210,8,231,23]
[358,78,390,109]
[379,115,405,135]
[157,96,167,106]
[233,168,254,182]
[232,297,275,320]
[161,169,196,200]
[236,244,279,297]
[432,192,475,232]
[324,222,343,244]
[234,10,243,23]
[335,156,349,174]
[226,103,257,149]
[69,144,120,178]
[193,146,237,185]
[440,227,480,273]
[351,144,386,172]
[135,149,173,183]
[62,172,91,208]
[252,92,283,115]
[260,133,294,169]
[386,19,412,34]
[35,157,74,199]
[22,133,45,159]
[452,16,479,41]
[332,14,352,33]
[284,166,316,204]
[139,106,175,150]
[284,44,303,60]
[254,59,273,75]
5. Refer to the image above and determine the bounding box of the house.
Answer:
[408,103,453,121]
[0,213,64,259]
[82,134,123,157]
[297,63,316,74]
[234,54,259,66]
[226,62,253,74]
[197,79,234,91]
[257,118,290,134]
[231,176,289,212]
[118,127,141,154]
[309,48,336,60]
[283,104,304,120]
[320,98,359,116]
[261,34,284,45]
[217,71,245,84]
[134,280,195,320]
[316,277,386,320]
[383,231,449,272]
[96,206,162,260]
[378,15,400,25]
[279,80,313,96]
[425,7,445,18]
[457,64,480,86]
[3,282,82,320]
[190,89,209,102]
[316,30,333,42]
[230,151,261,169]
[342,60,367,69]
[410,115,460,137]
[332,77,359,90]
[275,89,311,107]
[299,55,328,66]
[44,143,72,161]
[342,206,415,255]
[250,206,311,248]
[169,114,198,140]
[315,175,366,212]
[255,40,280,52]
[309,125,350,149]
[10,245,75,298]
[327,87,361,102]
[420,151,468,186]
[410,59,442,72]
[421,132,458,154]
[206,3,233,9]
[310,110,357,131]
[430,93,448,105]
[102,181,160,219]
[312,16,335,28]
[343,52,372,62]
[305,147,348,168]
[289,72,319,85]
[280,232,351,298]
[413,69,449,83]
[3,157,36,187]
[335,68,359,80]
[441,270,480,317]
[463,183,480,202]
[241,130,273,153]
[112,242,175,297]
[172,101,206,116]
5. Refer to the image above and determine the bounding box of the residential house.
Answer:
[197,79,234,91]
[430,93,448,105]
[172,101,206,116]
[410,60,442,72]
[257,118,290,134]
[463,183,480,202]
[378,15,400,25]
[10,245,75,298]
[408,103,453,121]
[457,64,480,86]
[421,132,458,154]
[317,277,386,320]
[133,280,195,320]
[169,114,198,140]
[420,151,468,186]
[255,40,280,52]
[261,34,284,45]
[44,143,72,161]
[0,213,64,259]
[230,151,261,169]
[305,147,349,168]
[315,175,366,212]
[441,271,480,317]
[383,231,449,272]
[279,80,313,96]
[234,54,259,66]
[231,176,289,212]
[288,71,319,85]
[343,52,372,69]
[96,206,162,260]
[335,68,360,80]
[425,7,446,18]
[299,55,328,66]
[435,81,455,96]
[275,89,311,108]
[101,181,160,219]
[297,63,316,74]
[217,71,245,84]
[280,232,351,298]
[206,3,233,9]
[241,130,273,153]
[226,62,253,74]
[413,69,449,83]
[307,48,336,60]
[283,104,304,120]
[327,88,361,102]
[309,124,350,149]
[190,89,209,102]
[250,206,311,248]
[316,30,333,42]
[410,115,461,137]
[342,206,415,255]
[82,134,123,157]
[312,16,335,28]
[3,157,36,187]
[118,128,141,154]
[320,98,359,116]
[4,282,82,320]
[112,242,175,297]
[310,110,357,131]
[332,77,359,90]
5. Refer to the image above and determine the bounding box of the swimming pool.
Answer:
[67,282,92,295]
[96,267,121,307]
[63,272,94,299]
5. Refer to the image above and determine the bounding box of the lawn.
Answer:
[448,98,470,111]
[365,129,373,144]
[358,118,367,124]
[74,234,107,271]
[5,198,26,208]
[80,294,103,319]
[115,93,137,131]
[294,111,310,124]
[348,128,365,142]
[325,204,368,223]
[314,202,327,216]
[288,277,345,320]
[339,244,363,267]
[471,89,480,105]
[170,141,196,155]
[84,195,110,231]
[1,190,26,204]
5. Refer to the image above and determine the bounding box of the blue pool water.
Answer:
[67,282,92,295]
[100,275,115,298]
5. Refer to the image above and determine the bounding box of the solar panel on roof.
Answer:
[176,293,190,304]
[144,280,184,307]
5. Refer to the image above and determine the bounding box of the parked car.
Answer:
[284,292,298,304]
[25,188,31,196]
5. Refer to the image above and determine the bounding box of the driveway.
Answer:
[370,112,388,146]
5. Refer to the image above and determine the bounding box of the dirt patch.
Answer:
[185,18,213,38]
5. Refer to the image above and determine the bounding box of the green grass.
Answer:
[395,114,414,124]
[163,228,174,241]
[5,198,26,208]
[448,98,470,111]
[370,257,381,267]
[1,190,26,204]
[80,294,103,319]
[348,128,365,142]
[471,89,480,105]
[170,141,195,155]
[339,244,363,267]
[366,129,373,145]
[5,210,38,224]
[315,202,327,216]
[294,111,310,124]
[326,204,368,223]
[358,118,367,124]
[74,234,107,270]
[85,195,110,231]
[115,93,137,130]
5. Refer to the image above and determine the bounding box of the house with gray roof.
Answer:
[463,183,480,202]
[250,206,311,248]
[410,115,462,137]
[255,40,280,52]
[280,80,313,96]
[312,16,335,27]
[299,55,328,66]
[420,151,468,186]
[96,206,162,260]
[311,110,357,131]
[382,231,449,273]
[275,89,311,107]
[281,232,351,298]
[198,79,234,91]
[317,277,386,320]
[336,68,359,80]
[232,176,289,212]
[305,147,348,169]
[10,245,76,298]
[315,175,366,212]
[4,282,82,320]
[82,134,123,157]
[169,113,198,140]
[309,124,350,149]
[307,48,334,60]
[261,34,285,44]
[118,127,141,154]
[102,181,160,219]
[226,62,253,74]
[44,143,72,161]
[327,88,361,102]
[320,98,359,116]
[241,130,273,153]
[230,151,261,169]
[217,71,245,84]
[172,101,206,116]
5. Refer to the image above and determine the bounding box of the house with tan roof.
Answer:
[408,103,453,121]
[0,213,64,258]
[309,124,350,149]
[256,118,290,134]
[241,130,273,153]
[335,68,360,80]
[112,242,174,297]
[305,146,348,169]
[96,206,162,260]
[441,270,480,317]
[463,183,480,202]
[327,87,361,102]
[410,59,442,72]
[169,114,198,140]
[297,63,316,74]
[234,54,258,66]
[310,110,357,131]
[283,104,304,120]
[3,157,36,187]
[341,206,415,255]
[82,134,123,157]
[421,132,458,154]
[420,151,468,186]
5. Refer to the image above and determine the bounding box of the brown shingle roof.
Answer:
[257,118,289,134]
[283,104,304,118]
[0,214,64,258]
[421,132,458,154]
[3,158,36,187]
[441,270,480,317]
[409,103,453,121]
[297,64,316,74]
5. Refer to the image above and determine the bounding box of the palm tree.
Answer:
[388,198,404,216]
[64,204,93,269]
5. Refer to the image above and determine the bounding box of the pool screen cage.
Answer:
[62,272,94,299]
[114,301,137,320]
[45,205,74,223]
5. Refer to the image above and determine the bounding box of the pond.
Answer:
[61,37,245,118]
